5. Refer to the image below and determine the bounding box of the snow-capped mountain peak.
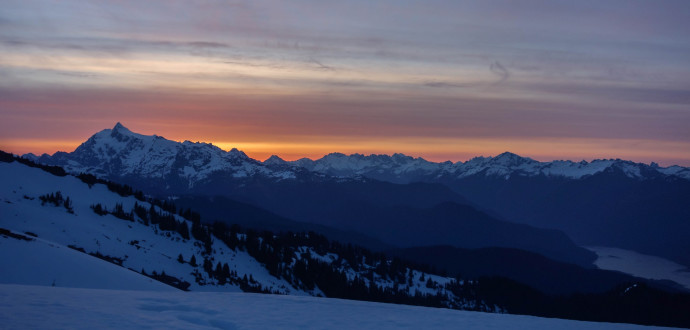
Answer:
[450,155,670,180]
[490,151,536,166]
[281,152,442,183]
[228,147,250,160]
[30,123,298,188]
[286,150,690,182]
[23,124,690,187]
[264,155,288,166]
[112,121,133,135]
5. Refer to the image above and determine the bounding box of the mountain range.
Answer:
[26,123,690,186]
[0,156,496,309]
[25,123,599,267]
[4,149,690,328]
[278,148,690,267]
[283,150,690,182]
[26,123,690,268]
[0,124,690,326]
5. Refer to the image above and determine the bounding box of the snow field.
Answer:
[0,284,672,330]
[0,161,299,294]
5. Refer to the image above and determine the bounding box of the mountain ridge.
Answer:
[4,156,690,327]
[18,124,598,267]
[26,123,298,189]
[279,150,690,183]
[23,123,690,186]
[0,156,491,310]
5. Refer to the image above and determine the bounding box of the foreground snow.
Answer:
[588,246,690,290]
[0,233,172,291]
[0,284,670,330]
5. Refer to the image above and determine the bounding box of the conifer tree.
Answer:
[177,221,190,240]
[223,263,230,279]
[63,196,74,213]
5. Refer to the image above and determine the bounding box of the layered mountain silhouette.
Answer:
[28,123,690,267]
[268,148,690,267]
[3,152,690,328]
[28,123,600,267]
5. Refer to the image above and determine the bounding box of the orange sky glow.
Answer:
[1,1,689,166]
[4,127,689,167]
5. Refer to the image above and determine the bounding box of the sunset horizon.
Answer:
[2,1,689,167]
[5,121,690,167]
[2,2,690,327]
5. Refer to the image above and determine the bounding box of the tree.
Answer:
[63,196,74,214]
[134,190,145,201]
[148,205,158,224]
[133,202,149,225]
[203,258,213,275]
[215,262,226,284]
[223,263,231,279]
[177,253,185,264]
[91,203,107,216]
[177,221,190,240]
[189,255,197,267]
[112,203,133,221]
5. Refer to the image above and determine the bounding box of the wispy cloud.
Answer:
[423,81,475,89]
[1,0,689,165]
[186,41,230,48]
[54,70,101,79]
[308,57,335,71]
[489,61,510,84]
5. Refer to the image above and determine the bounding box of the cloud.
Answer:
[423,81,474,88]
[1,0,689,167]
[489,61,510,84]
[186,41,230,48]
[308,57,335,71]
[221,60,286,70]
[54,70,101,79]
[424,81,461,88]
[424,61,511,89]
[1,37,131,57]
[529,82,690,106]
[1,39,28,46]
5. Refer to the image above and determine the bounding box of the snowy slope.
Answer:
[0,284,671,330]
[658,165,690,179]
[0,233,172,291]
[0,159,480,309]
[0,160,302,294]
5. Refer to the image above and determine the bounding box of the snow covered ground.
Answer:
[0,161,300,294]
[0,233,172,291]
[588,246,690,290]
[0,160,467,301]
[1,159,684,328]
[0,284,671,330]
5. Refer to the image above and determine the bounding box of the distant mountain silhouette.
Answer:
[28,123,596,267]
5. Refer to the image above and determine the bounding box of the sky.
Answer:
[1,0,689,165]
